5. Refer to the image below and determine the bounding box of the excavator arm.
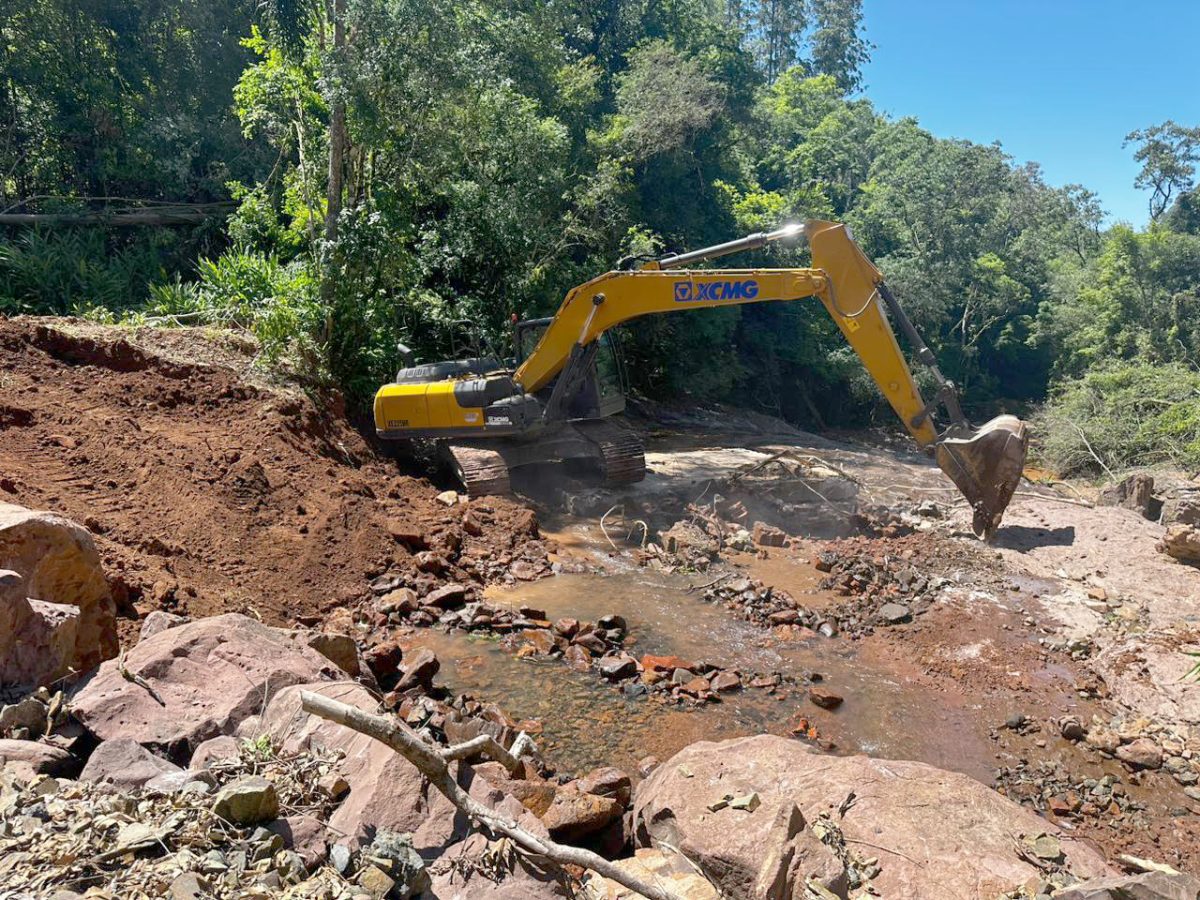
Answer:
[513,220,1029,537]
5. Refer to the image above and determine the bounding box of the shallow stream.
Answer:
[404,525,1001,779]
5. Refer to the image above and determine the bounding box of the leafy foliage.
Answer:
[1034,361,1200,476]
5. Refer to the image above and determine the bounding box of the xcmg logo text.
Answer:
[673,280,759,302]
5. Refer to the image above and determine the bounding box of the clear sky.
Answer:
[860,1,1200,226]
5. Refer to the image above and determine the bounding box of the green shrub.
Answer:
[0,228,170,314]
[1034,361,1200,476]
[147,250,323,376]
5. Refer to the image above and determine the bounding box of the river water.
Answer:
[404,532,1002,779]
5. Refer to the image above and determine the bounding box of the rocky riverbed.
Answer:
[2,318,1200,899]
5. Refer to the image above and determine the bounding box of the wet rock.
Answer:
[1059,716,1086,742]
[877,602,911,624]
[1115,738,1163,770]
[808,687,844,710]
[396,648,440,691]
[540,785,623,842]
[365,640,404,680]
[553,618,580,638]
[596,653,638,681]
[1053,871,1200,900]
[578,767,632,807]
[641,654,697,675]
[0,503,118,674]
[139,610,190,640]
[69,613,344,755]
[517,628,558,655]
[0,738,74,780]
[563,644,592,672]
[598,614,627,633]
[633,735,1112,900]
[80,738,183,790]
[212,775,279,825]
[661,522,719,558]
[751,521,787,548]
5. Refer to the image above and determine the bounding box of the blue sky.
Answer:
[860,1,1200,226]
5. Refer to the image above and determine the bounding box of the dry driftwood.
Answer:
[299,691,684,900]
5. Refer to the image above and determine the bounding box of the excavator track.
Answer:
[575,419,646,486]
[443,443,512,497]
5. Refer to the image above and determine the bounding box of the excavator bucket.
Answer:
[934,415,1029,539]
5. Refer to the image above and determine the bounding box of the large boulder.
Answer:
[633,735,1113,900]
[262,681,459,852]
[0,569,81,688]
[69,614,345,758]
[0,503,117,671]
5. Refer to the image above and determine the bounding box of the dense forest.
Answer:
[2,0,1199,474]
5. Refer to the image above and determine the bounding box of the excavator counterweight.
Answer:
[373,220,1029,538]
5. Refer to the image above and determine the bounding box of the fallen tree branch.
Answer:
[440,732,534,774]
[299,691,684,900]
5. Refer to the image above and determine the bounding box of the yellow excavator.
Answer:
[373,220,1028,537]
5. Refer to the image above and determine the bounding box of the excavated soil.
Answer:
[0,318,550,645]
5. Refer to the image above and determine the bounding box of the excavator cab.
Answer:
[514,317,627,419]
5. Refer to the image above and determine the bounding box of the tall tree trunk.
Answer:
[325,0,347,244]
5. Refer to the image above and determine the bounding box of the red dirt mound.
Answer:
[0,318,550,643]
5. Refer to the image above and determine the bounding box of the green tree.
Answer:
[1125,120,1200,221]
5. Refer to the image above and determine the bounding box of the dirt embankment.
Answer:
[0,318,548,643]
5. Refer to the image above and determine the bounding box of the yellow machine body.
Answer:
[374,381,486,434]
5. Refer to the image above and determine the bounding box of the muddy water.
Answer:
[407,552,1000,781]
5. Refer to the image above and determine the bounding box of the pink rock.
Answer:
[0,503,117,673]
[633,735,1114,900]
[262,681,455,852]
[69,613,342,755]
[190,735,241,770]
[80,738,182,790]
[0,580,81,688]
[0,739,75,780]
